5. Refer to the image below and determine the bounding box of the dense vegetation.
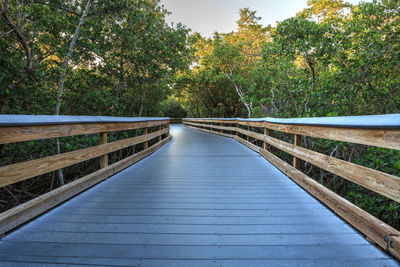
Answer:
[176,0,399,118]
[0,0,191,211]
[1,0,399,228]
[173,0,400,229]
[1,0,190,116]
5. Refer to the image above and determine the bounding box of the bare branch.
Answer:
[32,0,80,16]
[1,0,34,90]
[55,0,92,115]
[3,186,19,205]
[0,28,13,36]
[54,0,92,185]
[224,72,252,117]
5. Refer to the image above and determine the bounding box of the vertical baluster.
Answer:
[143,128,148,149]
[99,132,108,168]
[293,134,302,170]
[235,122,239,137]
[158,125,163,142]
[263,128,269,150]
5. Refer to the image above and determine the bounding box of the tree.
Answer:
[178,8,268,118]
[54,0,91,186]
[160,98,187,118]
[55,0,91,116]
[0,0,192,210]
[1,0,33,93]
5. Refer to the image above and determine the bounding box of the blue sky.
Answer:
[160,0,373,37]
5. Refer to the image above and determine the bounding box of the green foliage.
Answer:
[346,184,400,229]
[171,0,400,230]
[178,0,399,119]
[344,146,400,228]
[175,8,268,118]
[0,0,191,211]
[1,0,191,116]
[160,98,187,118]
[354,147,400,178]
[2,0,400,230]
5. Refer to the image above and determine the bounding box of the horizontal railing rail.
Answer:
[169,118,183,124]
[0,115,172,235]
[183,114,400,260]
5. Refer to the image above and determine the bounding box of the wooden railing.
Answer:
[183,115,400,260]
[169,118,183,124]
[0,115,172,235]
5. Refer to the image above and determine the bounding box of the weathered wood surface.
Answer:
[234,135,260,152]
[0,127,169,187]
[186,125,234,138]
[237,121,400,150]
[0,125,397,266]
[184,121,235,132]
[258,148,400,260]
[263,128,269,150]
[0,120,168,144]
[185,118,236,124]
[185,114,400,129]
[0,115,170,127]
[188,123,400,261]
[169,118,183,124]
[99,132,108,168]
[143,128,148,149]
[0,135,172,237]
[293,134,302,169]
[184,119,400,150]
[235,127,400,202]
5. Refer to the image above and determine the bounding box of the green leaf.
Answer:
[393,160,400,170]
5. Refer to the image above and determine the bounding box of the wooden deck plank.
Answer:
[6,231,370,246]
[0,241,393,259]
[0,125,398,266]
[0,254,396,267]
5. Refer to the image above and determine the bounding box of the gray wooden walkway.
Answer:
[0,125,398,266]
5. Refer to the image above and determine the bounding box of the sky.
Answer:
[159,0,373,37]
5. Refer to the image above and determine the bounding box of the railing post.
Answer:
[263,128,269,150]
[158,125,162,142]
[235,122,238,137]
[247,126,250,141]
[143,127,148,149]
[293,134,302,170]
[99,132,108,168]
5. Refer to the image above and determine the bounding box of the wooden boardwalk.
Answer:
[0,125,398,266]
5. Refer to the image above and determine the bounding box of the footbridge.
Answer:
[0,114,399,266]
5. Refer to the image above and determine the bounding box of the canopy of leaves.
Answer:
[175,0,399,118]
[168,1,400,229]
[1,0,191,116]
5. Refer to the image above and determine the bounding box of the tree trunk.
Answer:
[54,0,91,186]
[233,83,252,118]
[224,73,252,118]
[55,0,91,115]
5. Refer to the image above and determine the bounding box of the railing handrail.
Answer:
[185,116,400,151]
[0,116,171,145]
[0,116,172,236]
[183,116,400,261]
[0,115,170,126]
[185,113,400,129]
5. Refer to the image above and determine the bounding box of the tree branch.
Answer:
[0,28,13,36]
[54,0,92,186]
[1,0,34,90]
[32,0,80,16]
[55,0,92,115]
